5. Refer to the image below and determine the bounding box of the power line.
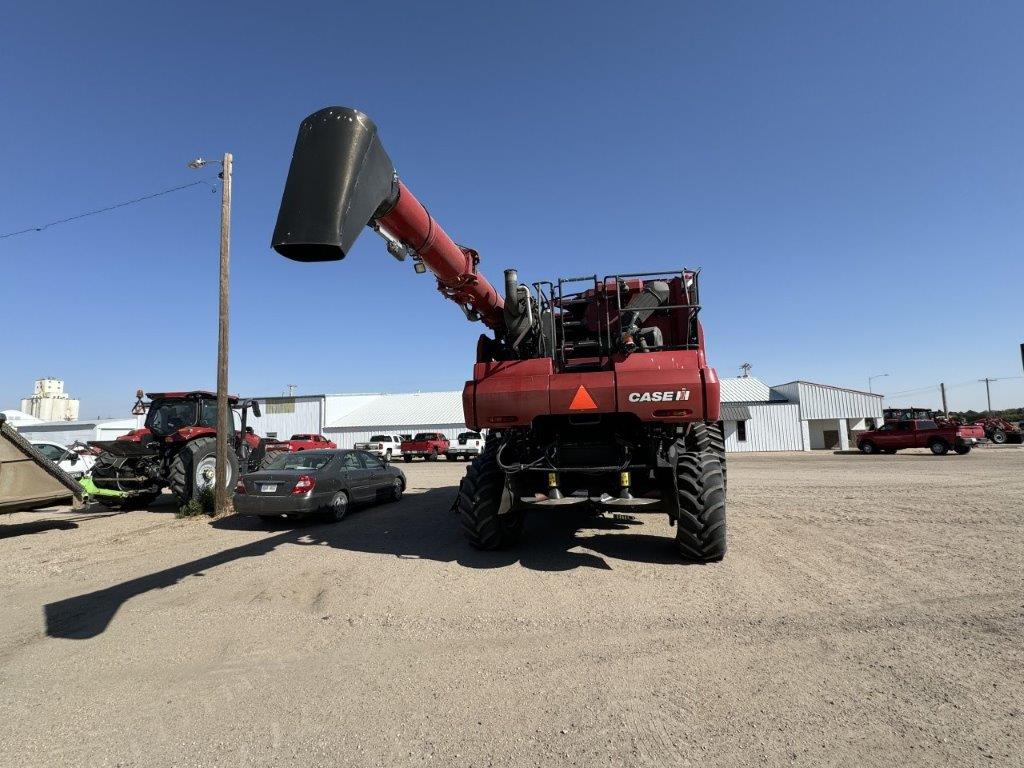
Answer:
[0,176,219,240]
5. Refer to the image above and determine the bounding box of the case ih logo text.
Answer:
[628,389,691,403]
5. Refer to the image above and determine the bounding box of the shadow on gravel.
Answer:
[44,485,686,640]
[0,519,78,538]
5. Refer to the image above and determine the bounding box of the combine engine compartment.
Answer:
[272,106,727,562]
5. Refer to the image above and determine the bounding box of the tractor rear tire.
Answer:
[167,436,239,503]
[674,451,727,563]
[458,442,522,550]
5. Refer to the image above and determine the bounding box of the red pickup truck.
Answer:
[285,434,337,451]
[857,419,984,456]
[401,432,450,462]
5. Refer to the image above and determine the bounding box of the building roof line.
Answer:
[773,380,883,398]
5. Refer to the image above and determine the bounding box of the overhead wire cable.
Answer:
[0,176,219,240]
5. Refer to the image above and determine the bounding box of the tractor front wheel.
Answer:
[167,436,239,503]
[458,442,522,550]
[990,429,1007,444]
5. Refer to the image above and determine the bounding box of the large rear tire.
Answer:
[167,436,239,503]
[674,440,727,563]
[687,422,727,490]
[458,442,522,550]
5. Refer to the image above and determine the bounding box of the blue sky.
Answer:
[2,1,1021,417]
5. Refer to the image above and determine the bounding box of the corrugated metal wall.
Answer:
[723,403,803,452]
[248,396,324,440]
[793,383,883,420]
[16,419,137,446]
[325,424,467,449]
[771,382,883,421]
[16,424,98,446]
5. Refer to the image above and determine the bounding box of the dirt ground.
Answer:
[1,448,1021,767]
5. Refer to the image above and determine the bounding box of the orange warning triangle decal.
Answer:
[569,385,598,411]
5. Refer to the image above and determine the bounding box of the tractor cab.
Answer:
[143,391,242,439]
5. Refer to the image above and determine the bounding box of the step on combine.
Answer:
[272,107,726,561]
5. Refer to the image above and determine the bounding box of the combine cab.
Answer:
[88,390,280,508]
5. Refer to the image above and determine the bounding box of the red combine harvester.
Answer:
[88,390,279,507]
[271,107,726,561]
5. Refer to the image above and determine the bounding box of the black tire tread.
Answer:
[674,451,727,562]
[166,436,238,503]
[457,442,522,550]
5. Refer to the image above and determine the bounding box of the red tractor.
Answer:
[972,417,1023,445]
[271,107,726,561]
[88,390,278,508]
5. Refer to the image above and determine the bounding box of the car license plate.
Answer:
[261,484,277,493]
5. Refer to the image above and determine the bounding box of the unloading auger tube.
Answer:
[272,106,509,332]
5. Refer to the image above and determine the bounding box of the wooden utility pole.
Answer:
[939,382,948,414]
[979,377,994,415]
[215,152,233,516]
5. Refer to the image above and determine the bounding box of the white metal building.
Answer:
[12,417,139,446]
[771,380,883,451]
[246,394,381,440]
[324,392,468,448]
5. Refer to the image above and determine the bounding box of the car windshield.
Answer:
[413,433,432,440]
[458,432,480,440]
[265,452,334,471]
[34,444,66,461]
[146,400,197,435]
[370,435,389,442]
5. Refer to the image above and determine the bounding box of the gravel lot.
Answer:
[1,448,1021,767]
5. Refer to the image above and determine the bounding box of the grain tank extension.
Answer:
[272,107,726,561]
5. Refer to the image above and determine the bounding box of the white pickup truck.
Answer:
[353,435,403,460]
[446,432,484,461]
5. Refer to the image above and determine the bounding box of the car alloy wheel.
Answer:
[328,491,349,522]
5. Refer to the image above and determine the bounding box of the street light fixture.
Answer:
[868,373,890,394]
[189,152,233,516]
